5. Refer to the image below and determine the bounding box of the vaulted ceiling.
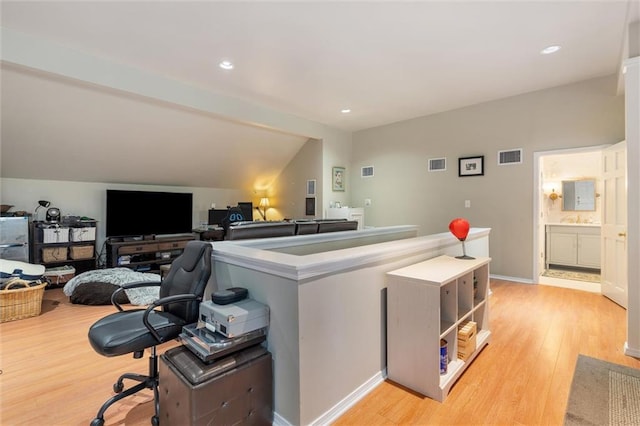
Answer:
[1,1,638,189]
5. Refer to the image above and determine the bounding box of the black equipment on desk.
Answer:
[46,207,61,222]
[180,324,266,364]
[211,287,248,305]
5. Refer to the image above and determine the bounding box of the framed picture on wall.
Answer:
[307,179,316,196]
[305,197,316,216]
[332,167,345,191]
[458,156,484,177]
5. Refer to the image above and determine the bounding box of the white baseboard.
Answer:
[490,274,534,284]
[273,412,293,426]
[271,370,386,426]
[310,369,387,426]
[624,341,640,358]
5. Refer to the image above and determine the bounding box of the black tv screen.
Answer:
[106,190,193,237]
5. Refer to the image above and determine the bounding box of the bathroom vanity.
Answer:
[546,224,601,270]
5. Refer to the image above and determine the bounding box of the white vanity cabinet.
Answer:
[386,255,491,402]
[546,225,601,270]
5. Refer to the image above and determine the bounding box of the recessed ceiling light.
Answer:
[219,60,234,70]
[341,108,351,114]
[540,45,561,55]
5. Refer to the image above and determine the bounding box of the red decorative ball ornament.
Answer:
[449,218,470,241]
[448,218,474,259]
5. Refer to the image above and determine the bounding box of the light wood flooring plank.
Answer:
[335,280,638,426]
[0,280,637,425]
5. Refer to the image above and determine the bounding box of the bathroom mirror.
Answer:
[562,179,596,211]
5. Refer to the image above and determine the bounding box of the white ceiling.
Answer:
[1,1,638,188]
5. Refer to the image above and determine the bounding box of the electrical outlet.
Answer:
[465,200,471,208]
[364,198,372,206]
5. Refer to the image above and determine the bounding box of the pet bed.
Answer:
[63,268,161,305]
[0,259,45,287]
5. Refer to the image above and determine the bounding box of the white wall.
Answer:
[624,55,640,357]
[350,75,624,280]
[270,138,323,220]
[0,177,250,249]
[541,150,603,224]
[0,28,353,219]
[322,129,353,216]
[211,227,489,425]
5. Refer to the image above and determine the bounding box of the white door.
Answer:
[601,141,627,307]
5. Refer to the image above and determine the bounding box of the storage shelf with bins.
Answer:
[105,235,196,273]
[29,220,98,275]
[386,255,491,402]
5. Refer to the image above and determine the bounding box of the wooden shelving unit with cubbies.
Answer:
[29,220,98,276]
[386,255,491,402]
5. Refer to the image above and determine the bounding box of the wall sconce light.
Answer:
[543,182,561,204]
[256,197,270,220]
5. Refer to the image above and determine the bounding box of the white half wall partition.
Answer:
[210,226,491,425]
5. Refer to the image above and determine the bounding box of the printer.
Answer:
[199,298,270,338]
[180,297,270,364]
[166,297,273,424]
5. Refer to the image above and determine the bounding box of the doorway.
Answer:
[533,145,609,293]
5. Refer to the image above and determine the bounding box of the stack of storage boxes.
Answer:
[160,297,273,425]
[42,226,70,262]
[457,320,477,361]
[69,226,96,260]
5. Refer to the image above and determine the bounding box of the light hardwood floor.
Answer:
[1,280,638,425]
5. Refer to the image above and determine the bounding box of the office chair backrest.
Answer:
[160,241,212,322]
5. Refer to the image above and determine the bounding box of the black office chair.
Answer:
[88,241,212,426]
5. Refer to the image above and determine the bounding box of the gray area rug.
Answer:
[542,268,601,283]
[565,354,640,425]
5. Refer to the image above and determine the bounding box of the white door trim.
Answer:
[532,145,610,285]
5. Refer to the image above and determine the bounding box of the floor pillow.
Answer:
[69,281,130,305]
[63,267,161,305]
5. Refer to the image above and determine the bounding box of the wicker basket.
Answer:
[44,265,76,286]
[42,247,68,263]
[70,245,94,260]
[70,227,96,242]
[0,280,47,323]
[42,227,70,243]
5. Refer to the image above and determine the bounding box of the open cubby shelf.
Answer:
[386,255,491,402]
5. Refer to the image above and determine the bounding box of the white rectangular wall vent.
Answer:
[361,166,374,177]
[428,157,447,172]
[306,179,316,196]
[498,149,523,165]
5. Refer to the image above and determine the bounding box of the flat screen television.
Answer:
[106,189,193,238]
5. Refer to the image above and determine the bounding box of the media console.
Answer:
[105,234,196,272]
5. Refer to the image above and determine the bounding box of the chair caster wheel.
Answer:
[151,415,160,426]
[91,418,104,426]
[113,381,124,393]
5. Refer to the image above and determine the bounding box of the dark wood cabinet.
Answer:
[29,220,98,275]
[105,235,196,272]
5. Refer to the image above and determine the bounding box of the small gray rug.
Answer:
[565,354,640,425]
[542,268,601,283]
